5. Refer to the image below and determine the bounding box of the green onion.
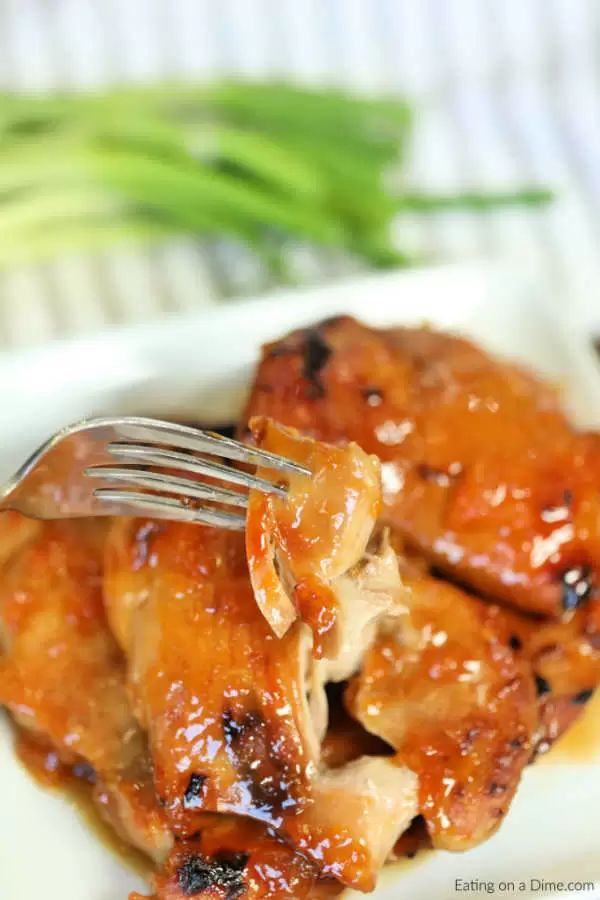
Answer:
[0,81,552,275]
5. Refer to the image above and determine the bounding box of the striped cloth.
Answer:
[1,0,599,348]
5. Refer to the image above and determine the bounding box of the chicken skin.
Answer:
[0,517,171,861]
[241,316,600,623]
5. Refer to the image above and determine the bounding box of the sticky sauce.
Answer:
[539,689,600,764]
[14,728,151,880]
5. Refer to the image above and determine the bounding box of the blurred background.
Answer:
[0,0,599,350]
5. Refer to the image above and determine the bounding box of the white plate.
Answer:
[1,264,600,900]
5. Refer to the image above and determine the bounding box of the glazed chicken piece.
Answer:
[105,519,417,891]
[131,816,343,900]
[241,316,600,624]
[346,567,538,851]
[0,519,171,862]
[246,416,381,656]
[104,520,318,830]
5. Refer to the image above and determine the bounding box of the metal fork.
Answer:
[0,417,310,530]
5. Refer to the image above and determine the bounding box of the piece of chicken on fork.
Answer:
[246,416,382,655]
[104,420,417,893]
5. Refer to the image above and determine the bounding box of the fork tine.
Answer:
[107,443,288,496]
[109,418,311,476]
[85,467,249,508]
[93,489,246,530]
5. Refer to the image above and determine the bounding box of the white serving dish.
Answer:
[1,263,599,900]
